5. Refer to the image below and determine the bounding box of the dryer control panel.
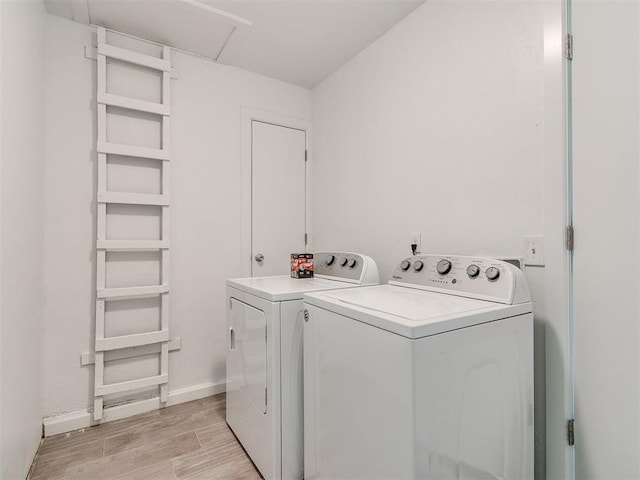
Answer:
[389,254,530,305]
[314,251,379,285]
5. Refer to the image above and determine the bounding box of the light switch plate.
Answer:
[524,235,545,266]
[409,232,421,255]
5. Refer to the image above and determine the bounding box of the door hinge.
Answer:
[565,34,574,60]
[567,419,575,446]
[305,150,308,162]
[566,225,574,251]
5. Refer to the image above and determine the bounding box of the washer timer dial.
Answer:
[466,264,480,278]
[485,266,500,281]
[436,259,452,275]
[325,255,335,266]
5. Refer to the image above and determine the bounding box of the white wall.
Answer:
[310,0,551,477]
[311,0,545,276]
[572,1,640,478]
[42,15,311,421]
[0,1,46,478]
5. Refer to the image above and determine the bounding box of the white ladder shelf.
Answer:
[94,27,172,421]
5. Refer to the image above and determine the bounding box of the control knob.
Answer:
[339,257,349,267]
[400,260,411,271]
[466,264,480,278]
[436,259,452,275]
[413,260,424,272]
[325,255,336,266]
[485,266,500,281]
[347,258,357,269]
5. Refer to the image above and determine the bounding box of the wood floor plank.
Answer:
[174,423,261,479]
[30,394,261,480]
[110,460,176,480]
[176,455,262,480]
[27,468,64,480]
[28,438,104,480]
[159,394,225,418]
[104,403,225,456]
[40,410,161,455]
[194,422,237,449]
[41,394,224,456]
[64,431,200,480]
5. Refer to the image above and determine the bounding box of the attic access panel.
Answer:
[44,0,253,61]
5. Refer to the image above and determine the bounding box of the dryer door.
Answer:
[228,298,267,413]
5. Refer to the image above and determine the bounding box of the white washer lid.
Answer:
[303,284,532,339]
[227,275,368,302]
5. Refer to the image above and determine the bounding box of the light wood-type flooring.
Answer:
[28,393,263,480]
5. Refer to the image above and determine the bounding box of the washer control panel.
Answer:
[389,254,530,304]
[315,251,379,285]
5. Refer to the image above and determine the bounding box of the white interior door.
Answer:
[251,120,307,276]
[572,1,640,478]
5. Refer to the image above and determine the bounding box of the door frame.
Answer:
[240,107,312,277]
[543,1,574,478]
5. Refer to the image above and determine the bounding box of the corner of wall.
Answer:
[0,0,47,478]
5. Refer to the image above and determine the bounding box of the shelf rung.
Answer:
[98,44,171,72]
[98,92,170,116]
[97,240,169,250]
[98,141,170,161]
[97,285,169,299]
[96,329,170,352]
[82,338,181,366]
[98,191,169,206]
[95,373,168,397]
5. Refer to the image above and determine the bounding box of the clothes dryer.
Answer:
[226,252,378,480]
[303,255,533,480]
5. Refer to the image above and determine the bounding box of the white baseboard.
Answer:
[42,380,226,437]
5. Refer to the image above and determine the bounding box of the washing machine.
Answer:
[226,251,379,480]
[303,254,533,480]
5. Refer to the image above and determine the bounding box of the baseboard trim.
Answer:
[42,380,226,437]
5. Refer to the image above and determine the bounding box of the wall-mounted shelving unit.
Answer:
[94,26,172,421]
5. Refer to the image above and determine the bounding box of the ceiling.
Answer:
[43,0,425,88]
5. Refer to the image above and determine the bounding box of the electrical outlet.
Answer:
[409,232,421,255]
[524,235,545,266]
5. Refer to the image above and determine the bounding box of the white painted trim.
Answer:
[42,380,227,437]
[97,191,170,206]
[92,26,174,425]
[98,43,171,72]
[97,141,171,161]
[160,59,171,405]
[81,338,182,366]
[240,107,312,277]
[85,45,179,79]
[98,92,170,116]
[95,30,108,420]
[97,240,169,250]
[95,373,168,396]
[97,285,169,299]
[543,1,572,478]
[96,329,169,351]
